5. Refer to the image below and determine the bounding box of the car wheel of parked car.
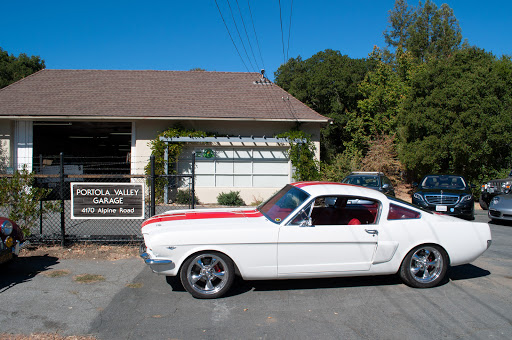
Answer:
[399,245,448,288]
[180,251,235,299]
[479,196,489,210]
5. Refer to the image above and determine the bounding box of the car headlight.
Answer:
[492,196,500,205]
[460,195,473,203]
[413,193,424,201]
[503,182,511,193]
[1,220,13,236]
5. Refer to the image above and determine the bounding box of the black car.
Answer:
[341,172,395,196]
[412,175,475,219]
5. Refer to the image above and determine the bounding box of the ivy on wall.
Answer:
[276,129,320,182]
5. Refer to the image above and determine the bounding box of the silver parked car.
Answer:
[488,193,512,222]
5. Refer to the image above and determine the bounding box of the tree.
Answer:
[275,50,375,160]
[384,0,462,61]
[0,47,45,88]
[397,47,512,182]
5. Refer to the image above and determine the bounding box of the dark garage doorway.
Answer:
[33,121,132,174]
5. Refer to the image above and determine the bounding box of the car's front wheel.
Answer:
[180,251,235,299]
[479,196,489,210]
[399,245,448,288]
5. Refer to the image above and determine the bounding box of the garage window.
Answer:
[180,147,290,188]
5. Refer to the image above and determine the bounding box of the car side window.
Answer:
[306,196,380,226]
[388,203,421,220]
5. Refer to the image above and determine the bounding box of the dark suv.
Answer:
[341,172,395,196]
[412,174,475,220]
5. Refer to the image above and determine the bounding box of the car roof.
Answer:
[291,181,387,199]
[348,172,384,176]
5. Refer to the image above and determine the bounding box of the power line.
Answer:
[235,0,260,71]
[278,0,286,65]
[286,0,294,61]
[214,0,250,72]
[246,0,265,71]
[226,0,256,72]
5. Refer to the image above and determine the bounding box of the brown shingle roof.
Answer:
[0,69,328,122]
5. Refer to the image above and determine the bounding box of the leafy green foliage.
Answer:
[145,125,210,202]
[217,191,245,206]
[397,47,512,182]
[277,129,320,181]
[275,50,375,160]
[0,169,59,237]
[384,0,462,61]
[0,47,45,89]
[176,189,199,205]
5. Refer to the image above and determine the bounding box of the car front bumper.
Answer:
[413,200,474,218]
[489,208,512,221]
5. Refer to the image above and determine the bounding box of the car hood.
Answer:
[416,188,469,195]
[141,207,264,230]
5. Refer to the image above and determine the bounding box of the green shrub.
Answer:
[175,189,199,205]
[217,191,245,206]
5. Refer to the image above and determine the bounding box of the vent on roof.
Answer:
[253,69,271,85]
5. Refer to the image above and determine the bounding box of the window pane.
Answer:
[388,204,421,220]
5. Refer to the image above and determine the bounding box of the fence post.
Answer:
[191,151,196,209]
[150,155,155,217]
[60,152,65,247]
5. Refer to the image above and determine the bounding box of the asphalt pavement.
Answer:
[1,210,511,339]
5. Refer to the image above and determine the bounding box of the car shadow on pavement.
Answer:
[448,263,491,281]
[0,255,59,293]
[221,265,491,298]
[224,274,404,297]
[489,219,512,227]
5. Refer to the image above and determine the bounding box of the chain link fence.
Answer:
[0,154,195,244]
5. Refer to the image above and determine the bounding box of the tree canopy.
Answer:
[0,47,45,89]
[274,0,512,187]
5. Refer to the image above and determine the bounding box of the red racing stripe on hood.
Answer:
[141,209,263,228]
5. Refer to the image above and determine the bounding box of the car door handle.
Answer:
[365,229,378,236]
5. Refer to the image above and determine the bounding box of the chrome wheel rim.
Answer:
[186,253,229,295]
[409,247,443,283]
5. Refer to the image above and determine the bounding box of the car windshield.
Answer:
[342,176,379,187]
[258,184,310,224]
[420,175,466,190]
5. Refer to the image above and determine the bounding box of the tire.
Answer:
[180,251,235,299]
[479,196,489,210]
[399,245,448,288]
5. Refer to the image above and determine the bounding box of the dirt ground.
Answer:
[19,243,140,261]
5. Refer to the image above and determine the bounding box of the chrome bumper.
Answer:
[139,243,173,265]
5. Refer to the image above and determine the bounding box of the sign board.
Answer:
[71,183,145,219]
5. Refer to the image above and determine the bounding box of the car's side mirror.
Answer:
[470,184,476,189]
[382,184,390,189]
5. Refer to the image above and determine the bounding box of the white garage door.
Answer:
[180,147,290,188]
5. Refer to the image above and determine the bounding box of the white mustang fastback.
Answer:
[140,182,491,299]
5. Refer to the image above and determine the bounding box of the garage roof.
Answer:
[0,69,328,122]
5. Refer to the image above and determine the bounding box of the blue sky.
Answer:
[1,0,511,80]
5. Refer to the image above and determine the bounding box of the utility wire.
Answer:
[278,0,286,65]
[226,0,256,72]
[286,0,294,61]
[246,0,265,71]
[214,0,250,72]
[235,0,260,71]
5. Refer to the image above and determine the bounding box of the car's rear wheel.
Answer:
[399,245,447,288]
[180,251,234,299]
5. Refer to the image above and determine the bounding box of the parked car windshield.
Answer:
[420,175,466,190]
[342,176,379,187]
[258,184,310,224]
